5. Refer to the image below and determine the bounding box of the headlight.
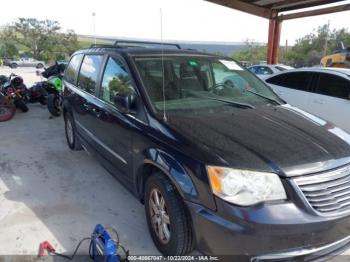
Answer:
[207,166,287,206]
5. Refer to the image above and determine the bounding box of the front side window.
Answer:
[64,54,83,84]
[266,75,284,85]
[248,66,257,74]
[78,55,103,94]
[134,56,283,115]
[279,72,313,92]
[317,73,350,99]
[100,57,134,104]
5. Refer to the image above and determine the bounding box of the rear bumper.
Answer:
[186,198,350,260]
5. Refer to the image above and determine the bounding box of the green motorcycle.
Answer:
[40,63,65,117]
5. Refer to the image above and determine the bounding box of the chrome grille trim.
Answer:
[293,164,350,214]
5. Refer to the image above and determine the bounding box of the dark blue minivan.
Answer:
[62,41,350,261]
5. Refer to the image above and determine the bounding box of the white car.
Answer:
[265,67,350,132]
[248,64,294,79]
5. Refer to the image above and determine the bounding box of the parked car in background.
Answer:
[62,41,350,260]
[248,64,294,79]
[5,57,45,69]
[265,67,350,132]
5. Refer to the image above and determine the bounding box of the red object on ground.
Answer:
[39,241,56,256]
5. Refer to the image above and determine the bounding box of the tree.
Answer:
[3,18,79,61]
[0,42,19,58]
[232,39,266,63]
[287,23,350,66]
[231,24,350,67]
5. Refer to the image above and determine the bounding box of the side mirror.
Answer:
[113,92,136,113]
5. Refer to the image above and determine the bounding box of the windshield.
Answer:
[133,55,283,114]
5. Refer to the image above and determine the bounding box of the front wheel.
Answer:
[0,96,16,121]
[47,93,61,117]
[145,173,194,255]
[15,98,29,112]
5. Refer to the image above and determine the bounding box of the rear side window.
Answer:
[256,66,273,75]
[316,73,350,100]
[278,72,313,92]
[100,57,134,104]
[64,54,83,84]
[78,55,103,95]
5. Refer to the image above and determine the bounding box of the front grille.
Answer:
[293,164,350,214]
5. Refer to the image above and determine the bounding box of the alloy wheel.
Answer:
[149,188,171,244]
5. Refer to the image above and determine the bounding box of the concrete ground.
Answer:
[0,66,350,261]
[0,67,159,260]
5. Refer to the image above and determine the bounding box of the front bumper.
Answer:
[186,197,350,260]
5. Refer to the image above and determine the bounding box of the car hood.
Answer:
[165,104,350,177]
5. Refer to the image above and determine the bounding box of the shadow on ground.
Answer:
[0,104,158,258]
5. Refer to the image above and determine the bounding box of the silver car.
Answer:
[6,57,45,69]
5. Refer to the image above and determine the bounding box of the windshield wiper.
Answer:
[246,90,283,105]
[204,97,255,109]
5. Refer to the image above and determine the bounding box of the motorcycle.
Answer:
[27,81,48,105]
[0,91,16,122]
[39,62,65,117]
[0,73,29,112]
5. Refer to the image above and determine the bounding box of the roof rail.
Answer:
[114,40,181,49]
[89,44,117,48]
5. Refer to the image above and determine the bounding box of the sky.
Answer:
[0,0,349,45]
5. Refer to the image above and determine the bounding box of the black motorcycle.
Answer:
[0,73,28,112]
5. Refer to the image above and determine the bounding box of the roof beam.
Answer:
[206,0,271,18]
[279,3,350,20]
[274,0,343,12]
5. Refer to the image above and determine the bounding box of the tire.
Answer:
[15,99,29,112]
[0,96,16,121]
[36,63,44,69]
[10,63,17,69]
[144,173,194,255]
[47,93,61,117]
[64,113,82,151]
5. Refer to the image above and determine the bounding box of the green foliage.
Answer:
[0,42,19,58]
[232,39,266,64]
[1,18,79,61]
[109,74,133,95]
[231,24,350,67]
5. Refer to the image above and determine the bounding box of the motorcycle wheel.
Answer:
[15,98,29,112]
[47,93,61,117]
[0,96,16,121]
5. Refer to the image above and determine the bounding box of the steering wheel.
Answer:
[209,82,235,94]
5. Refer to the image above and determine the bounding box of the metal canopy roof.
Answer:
[206,0,350,20]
